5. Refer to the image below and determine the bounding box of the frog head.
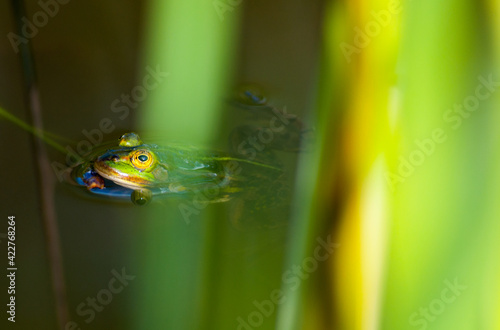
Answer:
[93,133,168,190]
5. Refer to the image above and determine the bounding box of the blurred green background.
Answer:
[0,0,499,329]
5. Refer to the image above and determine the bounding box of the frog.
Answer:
[67,86,309,210]
[67,132,283,207]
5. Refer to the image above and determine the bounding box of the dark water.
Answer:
[0,1,324,329]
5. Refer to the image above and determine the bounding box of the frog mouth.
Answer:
[94,161,150,190]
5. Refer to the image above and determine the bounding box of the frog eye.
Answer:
[131,150,154,170]
[119,132,143,147]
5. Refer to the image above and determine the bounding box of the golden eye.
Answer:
[131,150,154,170]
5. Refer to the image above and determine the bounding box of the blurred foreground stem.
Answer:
[10,1,69,328]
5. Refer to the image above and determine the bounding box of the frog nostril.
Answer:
[111,155,119,162]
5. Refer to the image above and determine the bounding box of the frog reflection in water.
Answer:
[68,89,309,226]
